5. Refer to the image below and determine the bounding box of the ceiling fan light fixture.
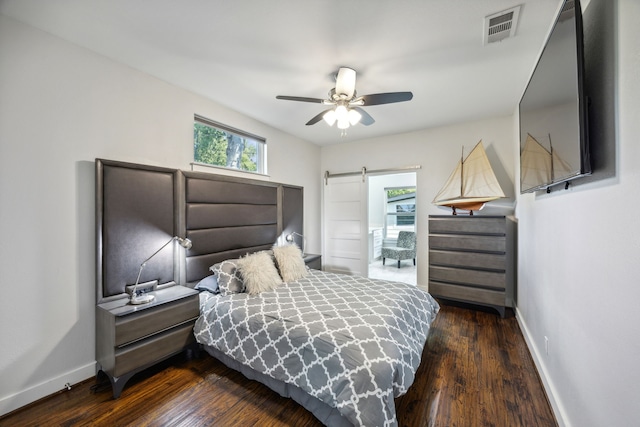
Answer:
[337,118,350,130]
[348,108,362,125]
[334,105,349,122]
[323,109,337,126]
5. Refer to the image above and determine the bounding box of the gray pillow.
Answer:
[210,259,244,295]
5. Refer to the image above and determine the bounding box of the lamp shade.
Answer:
[348,108,362,125]
[323,109,337,126]
[334,105,348,121]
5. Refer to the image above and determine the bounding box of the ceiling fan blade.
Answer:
[335,67,356,99]
[276,95,326,104]
[306,109,333,126]
[360,92,413,106]
[354,107,375,126]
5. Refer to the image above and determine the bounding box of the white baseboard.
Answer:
[514,307,569,427]
[0,362,96,417]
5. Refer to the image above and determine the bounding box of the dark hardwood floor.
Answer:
[0,302,556,427]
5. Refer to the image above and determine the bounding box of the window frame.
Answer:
[193,114,267,175]
[394,203,416,226]
[383,187,416,238]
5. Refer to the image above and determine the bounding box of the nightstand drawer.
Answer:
[113,321,196,377]
[115,295,199,347]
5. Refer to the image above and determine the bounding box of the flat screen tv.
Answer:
[519,0,590,194]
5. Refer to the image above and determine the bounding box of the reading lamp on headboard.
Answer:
[130,236,192,305]
[286,232,306,255]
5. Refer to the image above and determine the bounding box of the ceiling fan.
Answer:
[276,67,413,131]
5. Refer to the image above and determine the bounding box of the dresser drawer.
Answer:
[115,295,199,346]
[429,249,506,271]
[429,234,506,253]
[429,217,506,235]
[429,265,506,290]
[113,321,195,377]
[429,281,505,306]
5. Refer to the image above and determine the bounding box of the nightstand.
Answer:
[303,253,322,270]
[96,285,199,398]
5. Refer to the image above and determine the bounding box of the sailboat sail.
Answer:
[520,133,573,191]
[432,141,505,212]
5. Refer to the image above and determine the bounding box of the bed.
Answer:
[96,159,439,427]
[192,251,439,427]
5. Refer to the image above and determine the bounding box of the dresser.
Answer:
[428,215,516,317]
[96,285,199,398]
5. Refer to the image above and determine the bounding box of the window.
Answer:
[193,115,266,174]
[385,188,416,239]
[395,204,416,226]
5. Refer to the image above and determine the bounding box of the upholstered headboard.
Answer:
[96,159,303,303]
[182,171,303,283]
[96,159,182,303]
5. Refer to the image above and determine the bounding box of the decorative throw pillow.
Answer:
[210,259,244,295]
[194,274,219,294]
[237,251,283,295]
[273,243,308,282]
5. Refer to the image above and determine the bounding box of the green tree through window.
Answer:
[194,116,264,173]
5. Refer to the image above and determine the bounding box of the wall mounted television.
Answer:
[519,0,591,194]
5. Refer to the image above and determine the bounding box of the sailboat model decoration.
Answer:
[432,140,506,215]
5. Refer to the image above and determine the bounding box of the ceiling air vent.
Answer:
[483,5,522,45]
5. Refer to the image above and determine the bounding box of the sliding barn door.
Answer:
[322,175,368,276]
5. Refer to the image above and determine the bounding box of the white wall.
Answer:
[4,1,637,424]
[321,115,516,292]
[514,1,640,426]
[0,15,321,415]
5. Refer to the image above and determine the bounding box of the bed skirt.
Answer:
[203,345,353,427]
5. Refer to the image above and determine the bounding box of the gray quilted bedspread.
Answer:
[194,269,440,427]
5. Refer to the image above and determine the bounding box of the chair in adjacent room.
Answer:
[381,231,416,268]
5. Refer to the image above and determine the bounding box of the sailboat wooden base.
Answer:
[446,202,486,215]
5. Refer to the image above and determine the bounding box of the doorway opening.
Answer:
[367,173,417,285]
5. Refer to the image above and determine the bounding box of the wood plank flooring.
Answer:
[0,302,556,427]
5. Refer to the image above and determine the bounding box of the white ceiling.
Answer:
[1,0,568,146]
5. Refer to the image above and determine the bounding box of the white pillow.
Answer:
[237,251,283,295]
[273,243,308,282]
